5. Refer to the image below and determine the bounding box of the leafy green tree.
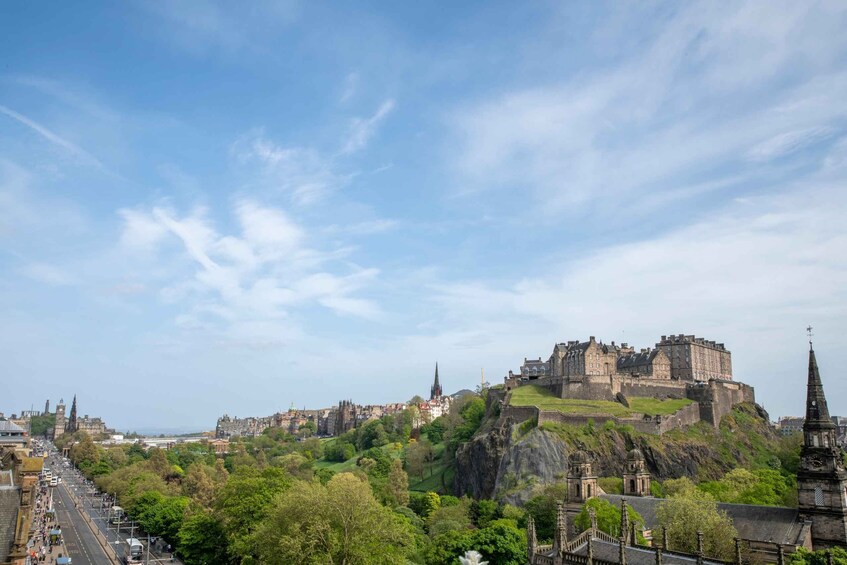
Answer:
[427,498,472,537]
[471,499,500,528]
[427,520,526,565]
[468,519,526,565]
[70,433,101,469]
[387,459,410,507]
[451,397,486,445]
[657,493,737,560]
[215,467,292,561]
[178,510,230,565]
[410,491,441,518]
[183,463,217,508]
[421,417,446,443]
[405,439,434,480]
[29,414,55,437]
[523,482,567,541]
[574,498,644,541]
[598,477,624,495]
[271,453,313,480]
[255,473,416,564]
[788,547,847,565]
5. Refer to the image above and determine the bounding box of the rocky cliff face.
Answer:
[454,403,778,504]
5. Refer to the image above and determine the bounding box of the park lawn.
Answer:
[509,385,692,417]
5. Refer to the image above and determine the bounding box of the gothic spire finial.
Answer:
[807,325,814,350]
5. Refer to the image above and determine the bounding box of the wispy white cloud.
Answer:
[342,99,396,154]
[118,199,382,347]
[450,2,847,219]
[232,131,350,205]
[747,127,834,162]
[0,104,104,168]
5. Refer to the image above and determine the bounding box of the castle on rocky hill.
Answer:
[504,334,754,433]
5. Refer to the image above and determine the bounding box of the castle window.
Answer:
[815,487,824,506]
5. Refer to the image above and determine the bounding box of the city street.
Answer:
[54,481,112,565]
[55,455,183,565]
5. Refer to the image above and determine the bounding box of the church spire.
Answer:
[804,345,834,430]
[430,363,443,400]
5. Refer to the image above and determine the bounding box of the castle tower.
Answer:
[797,344,847,549]
[623,448,652,496]
[53,399,66,439]
[430,363,443,400]
[67,394,78,433]
[567,450,598,503]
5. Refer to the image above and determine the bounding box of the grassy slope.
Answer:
[313,437,454,493]
[509,384,692,417]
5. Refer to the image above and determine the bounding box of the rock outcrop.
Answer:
[454,402,780,504]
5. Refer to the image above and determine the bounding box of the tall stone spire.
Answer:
[805,345,834,429]
[43,399,50,416]
[796,339,847,549]
[527,515,538,562]
[68,394,78,432]
[430,363,443,400]
[554,502,568,556]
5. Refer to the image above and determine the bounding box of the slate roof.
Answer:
[0,420,24,433]
[565,538,726,565]
[617,350,660,370]
[602,495,810,545]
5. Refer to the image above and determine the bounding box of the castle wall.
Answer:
[502,375,752,435]
[501,401,702,436]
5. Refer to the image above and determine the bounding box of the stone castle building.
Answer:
[523,334,732,382]
[507,334,750,432]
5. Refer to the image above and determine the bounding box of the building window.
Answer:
[815,486,824,506]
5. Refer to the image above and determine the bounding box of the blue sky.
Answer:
[1,1,846,432]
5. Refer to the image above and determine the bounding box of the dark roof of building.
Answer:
[618,349,662,370]
[602,495,809,545]
[544,537,725,565]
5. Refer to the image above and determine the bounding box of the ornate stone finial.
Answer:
[827,550,834,565]
[662,526,669,551]
[776,544,785,565]
[554,502,568,556]
[807,325,814,349]
[527,515,537,559]
[589,507,598,533]
[734,538,742,565]
[696,531,704,565]
[655,547,663,565]
[620,499,630,540]
[631,522,638,546]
